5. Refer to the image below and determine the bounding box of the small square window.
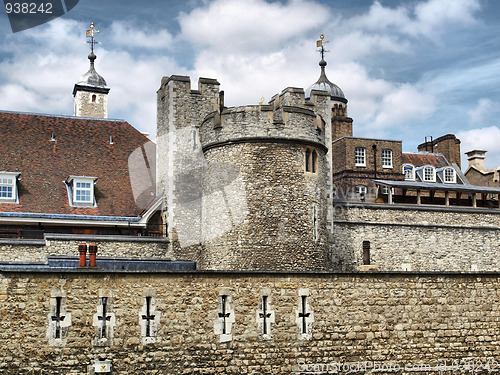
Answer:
[0,173,20,203]
[355,147,366,167]
[67,176,97,207]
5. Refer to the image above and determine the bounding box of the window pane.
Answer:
[355,147,365,166]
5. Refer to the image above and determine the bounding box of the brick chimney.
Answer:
[465,150,487,171]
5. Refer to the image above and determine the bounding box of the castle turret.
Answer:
[156,75,332,271]
[73,23,110,118]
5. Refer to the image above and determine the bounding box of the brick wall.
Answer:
[2,270,500,374]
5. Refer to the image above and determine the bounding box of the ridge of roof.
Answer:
[0,110,126,123]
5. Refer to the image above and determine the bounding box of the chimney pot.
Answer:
[89,244,97,267]
[78,243,87,267]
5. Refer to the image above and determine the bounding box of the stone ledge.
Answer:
[44,233,169,243]
[0,238,46,246]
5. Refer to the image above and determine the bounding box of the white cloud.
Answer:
[178,0,331,53]
[468,98,495,126]
[109,22,174,50]
[349,0,481,39]
[457,126,500,169]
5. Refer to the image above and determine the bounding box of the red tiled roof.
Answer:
[402,152,449,168]
[0,111,156,217]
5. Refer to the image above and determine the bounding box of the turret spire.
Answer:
[73,22,110,118]
[305,33,346,103]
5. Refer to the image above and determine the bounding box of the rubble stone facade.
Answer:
[2,270,500,374]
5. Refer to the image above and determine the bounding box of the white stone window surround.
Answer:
[0,172,20,203]
[46,289,71,347]
[296,288,314,340]
[66,175,97,207]
[213,288,235,343]
[93,290,116,347]
[256,289,275,340]
[139,290,161,345]
[403,164,415,181]
[382,149,393,168]
[355,147,366,167]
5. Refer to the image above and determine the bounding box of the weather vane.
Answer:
[85,22,101,54]
[316,34,330,60]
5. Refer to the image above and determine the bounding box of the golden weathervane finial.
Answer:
[259,97,265,105]
[85,22,101,54]
[316,33,330,60]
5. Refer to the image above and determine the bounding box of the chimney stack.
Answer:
[465,150,487,171]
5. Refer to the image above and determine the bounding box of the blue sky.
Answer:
[1,0,500,169]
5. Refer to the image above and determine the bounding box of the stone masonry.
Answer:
[331,203,500,272]
[2,270,500,374]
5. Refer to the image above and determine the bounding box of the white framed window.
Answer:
[403,164,415,181]
[355,185,367,195]
[0,172,20,203]
[423,166,436,182]
[443,167,456,183]
[355,147,366,167]
[381,186,394,195]
[67,176,97,206]
[382,149,393,168]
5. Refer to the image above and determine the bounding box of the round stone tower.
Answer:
[198,88,331,271]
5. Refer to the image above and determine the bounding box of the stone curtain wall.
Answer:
[2,271,500,374]
[332,204,500,272]
[0,236,170,263]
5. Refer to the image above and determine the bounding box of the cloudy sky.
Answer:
[1,0,499,169]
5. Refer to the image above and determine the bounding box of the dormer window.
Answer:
[67,176,97,207]
[443,167,456,183]
[403,164,415,181]
[0,172,20,203]
[423,166,436,182]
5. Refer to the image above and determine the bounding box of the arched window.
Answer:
[403,164,415,181]
[362,241,371,265]
[305,148,318,174]
[423,166,436,182]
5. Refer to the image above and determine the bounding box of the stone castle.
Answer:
[2,31,500,374]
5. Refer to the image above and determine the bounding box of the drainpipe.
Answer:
[372,144,377,179]
[78,243,87,267]
[89,244,97,267]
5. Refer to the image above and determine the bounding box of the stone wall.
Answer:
[200,142,329,271]
[2,270,500,374]
[331,204,500,272]
[0,235,170,263]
